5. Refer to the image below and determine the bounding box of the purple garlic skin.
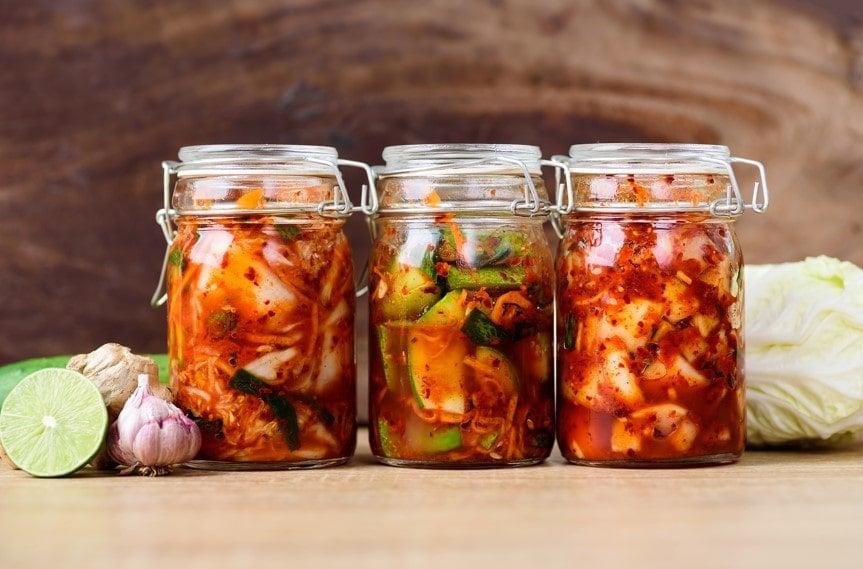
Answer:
[108,374,201,475]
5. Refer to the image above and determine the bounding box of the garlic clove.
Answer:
[108,373,202,475]
[131,422,164,467]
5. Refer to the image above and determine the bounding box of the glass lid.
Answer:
[564,143,732,175]
[374,143,550,216]
[378,143,542,175]
[552,143,769,217]
[175,144,340,177]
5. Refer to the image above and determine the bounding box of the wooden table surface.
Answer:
[1,428,861,569]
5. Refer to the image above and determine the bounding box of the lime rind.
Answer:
[0,368,108,477]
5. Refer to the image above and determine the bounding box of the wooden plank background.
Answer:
[1,0,862,364]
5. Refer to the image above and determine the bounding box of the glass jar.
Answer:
[553,144,769,467]
[152,145,374,469]
[366,144,561,468]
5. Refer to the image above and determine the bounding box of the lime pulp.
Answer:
[0,368,108,477]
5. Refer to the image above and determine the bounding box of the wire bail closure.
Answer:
[541,158,572,239]
[549,153,769,224]
[151,156,375,307]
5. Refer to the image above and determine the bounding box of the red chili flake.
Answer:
[435,262,450,277]
[244,267,257,282]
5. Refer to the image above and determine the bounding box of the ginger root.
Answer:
[67,343,172,415]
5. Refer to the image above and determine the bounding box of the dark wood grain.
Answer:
[1,0,862,363]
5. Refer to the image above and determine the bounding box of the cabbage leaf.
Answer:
[745,256,863,446]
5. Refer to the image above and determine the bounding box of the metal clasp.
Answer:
[340,159,378,216]
[494,156,543,216]
[541,158,572,239]
[731,157,769,213]
[151,161,180,307]
[708,156,769,217]
[336,158,377,297]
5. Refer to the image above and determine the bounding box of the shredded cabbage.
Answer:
[745,256,863,446]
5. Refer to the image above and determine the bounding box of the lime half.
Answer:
[0,368,108,477]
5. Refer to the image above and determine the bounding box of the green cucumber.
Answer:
[446,266,525,291]
[376,322,410,392]
[405,417,463,454]
[0,353,169,409]
[379,266,441,321]
[436,228,528,268]
[407,292,468,414]
[417,291,467,326]
[462,309,509,346]
[480,432,499,450]
[377,419,398,458]
[474,231,528,267]
[435,227,460,263]
[470,346,519,393]
[563,314,576,350]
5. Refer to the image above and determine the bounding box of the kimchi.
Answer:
[556,161,751,465]
[367,144,555,467]
[160,145,361,468]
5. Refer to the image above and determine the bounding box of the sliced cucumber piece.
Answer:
[446,266,525,291]
[466,346,519,394]
[473,231,528,267]
[376,322,410,392]
[379,266,441,321]
[436,228,529,268]
[377,419,398,458]
[405,417,462,454]
[435,227,460,263]
[480,432,499,450]
[462,309,509,346]
[407,325,468,414]
[407,292,469,414]
[417,291,467,326]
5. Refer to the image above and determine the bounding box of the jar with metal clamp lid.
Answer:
[552,143,769,467]
[365,144,566,468]
[152,144,374,469]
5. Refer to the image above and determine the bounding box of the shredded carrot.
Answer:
[424,190,442,206]
[449,222,466,256]
[236,188,265,209]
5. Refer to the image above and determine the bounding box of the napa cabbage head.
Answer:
[745,256,863,446]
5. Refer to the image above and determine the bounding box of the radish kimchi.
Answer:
[556,172,746,465]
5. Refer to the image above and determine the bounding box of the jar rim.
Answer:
[378,143,542,176]
[176,144,340,177]
[559,143,732,175]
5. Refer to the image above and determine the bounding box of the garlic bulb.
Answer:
[108,374,201,476]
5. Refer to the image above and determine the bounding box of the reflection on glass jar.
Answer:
[155,145,373,469]
[367,144,556,468]
[553,144,769,467]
